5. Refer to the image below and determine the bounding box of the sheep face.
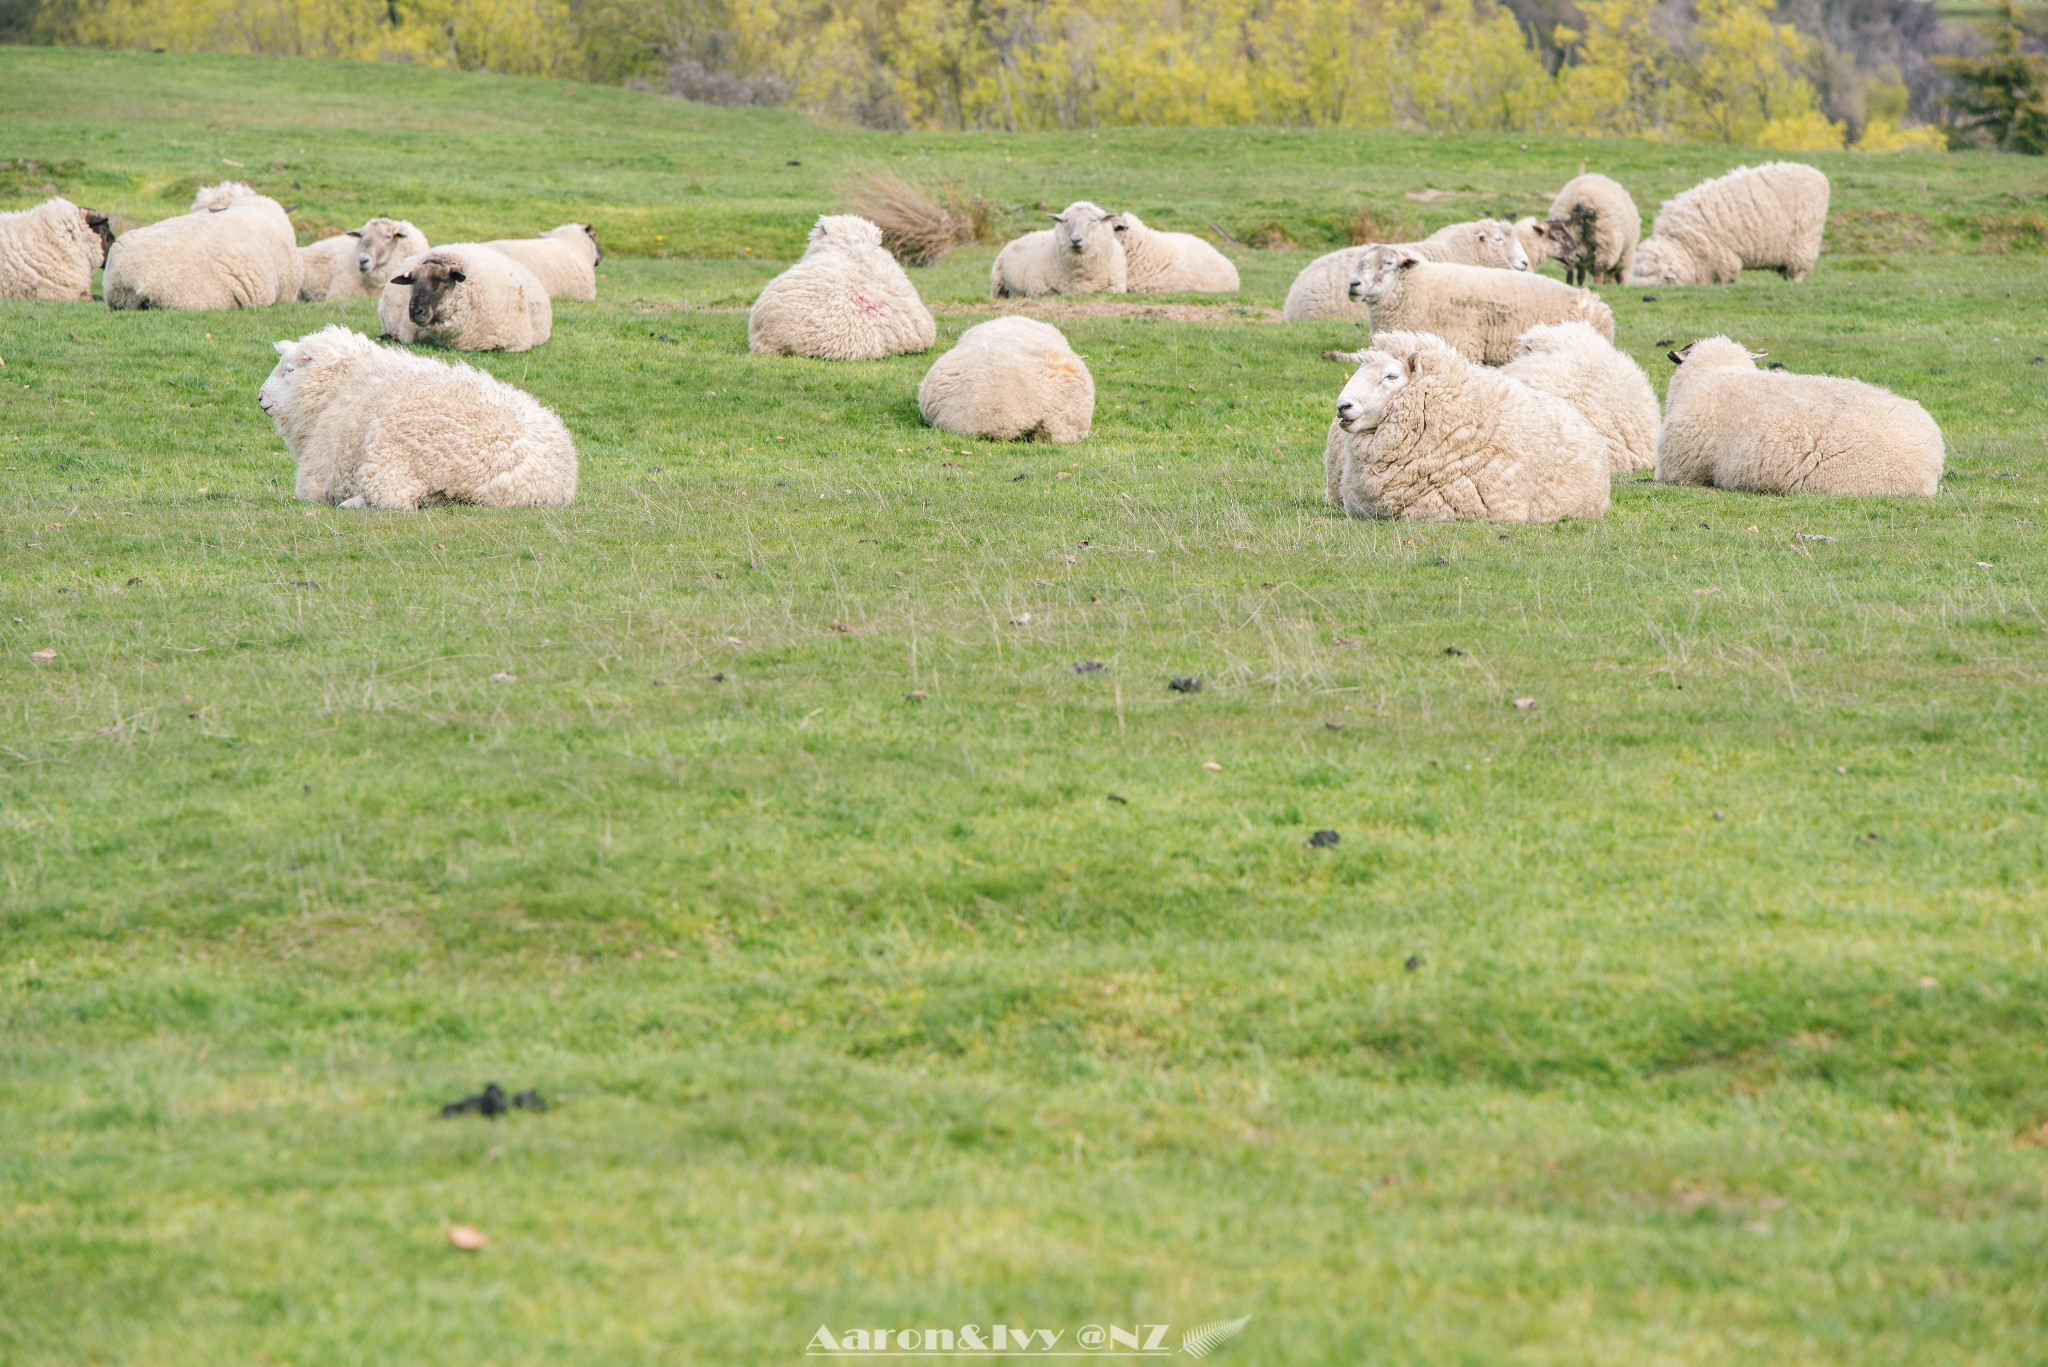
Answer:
[1542,219,1582,267]
[1348,246,1417,303]
[350,218,419,278]
[1668,337,1766,371]
[1051,202,1113,255]
[1468,220,1530,271]
[259,326,376,442]
[571,222,603,263]
[1335,351,1411,434]
[81,208,113,266]
[389,255,468,329]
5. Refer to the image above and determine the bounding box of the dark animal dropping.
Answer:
[1070,660,1106,674]
[1653,339,1674,348]
[1012,473,1028,482]
[1768,361,1788,371]
[1168,675,1202,693]
[1443,646,1463,656]
[1106,793,1128,804]
[1404,955,1425,971]
[1307,829,1339,848]
[1641,295,1659,302]
[441,1083,547,1117]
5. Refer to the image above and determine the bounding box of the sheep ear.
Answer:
[390,273,414,286]
[273,340,299,358]
[445,269,466,283]
[346,229,364,238]
[1047,213,1064,223]
[1397,250,1421,268]
[1666,350,1685,365]
[1406,351,1420,376]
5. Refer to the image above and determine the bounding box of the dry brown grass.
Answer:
[842,171,994,266]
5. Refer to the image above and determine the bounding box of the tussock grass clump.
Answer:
[842,170,993,266]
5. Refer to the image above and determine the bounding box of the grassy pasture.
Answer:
[4,45,2048,1367]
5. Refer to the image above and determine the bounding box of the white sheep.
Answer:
[918,317,1095,443]
[377,245,553,353]
[1548,174,1640,286]
[990,201,1127,298]
[1630,162,1830,286]
[1656,336,1943,496]
[104,181,302,310]
[1321,330,1452,506]
[1349,246,1613,365]
[483,223,602,300]
[1499,321,1659,473]
[259,324,576,510]
[1108,213,1238,293]
[1333,331,1610,523]
[1284,219,1527,322]
[299,218,429,301]
[749,214,936,360]
[0,196,112,301]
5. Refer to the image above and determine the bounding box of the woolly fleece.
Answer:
[1110,213,1239,293]
[299,218,429,301]
[0,197,106,301]
[918,317,1095,443]
[1500,321,1659,473]
[377,244,553,353]
[1350,247,1614,365]
[1656,336,1943,496]
[485,224,603,300]
[1284,219,1526,323]
[104,181,302,310]
[1548,174,1640,286]
[1630,162,1830,285]
[750,214,936,360]
[259,325,576,510]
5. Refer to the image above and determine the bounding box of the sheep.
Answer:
[1656,336,1943,497]
[1108,213,1239,293]
[1333,331,1610,523]
[1499,321,1659,473]
[0,196,113,301]
[918,317,1094,443]
[103,181,302,310]
[483,223,603,301]
[1321,330,1453,506]
[990,201,1127,298]
[377,245,553,353]
[1283,219,1527,322]
[749,214,936,360]
[1548,174,1640,286]
[1630,162,1830,286]
[1348,246,1614,365]
[259,324,576,510]
[298,218,429,301]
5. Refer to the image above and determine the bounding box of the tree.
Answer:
[1935,0,2048,154]
[1672,0,1843,148]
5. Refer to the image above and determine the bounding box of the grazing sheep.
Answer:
[377,245,552,352]
[1108,213,1239,293]
[1548,174,1640,286]
[1284,219,1526,323]
[1348,246,1613,365]
[750,214,936,360]
[299,218,429,301]
[1656,336,1943,496]
[0,196,113,301]
[483,223,603,301]
[1334,331,1610,523]
[1630,162,1830,286]
[918,317,1094,442]
[990,201,1127,298]
[1500,321,1659,473]
[259,324,576,510]
[104,181,302,310]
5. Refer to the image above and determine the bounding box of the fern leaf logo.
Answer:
[1180,1315,1251,1358]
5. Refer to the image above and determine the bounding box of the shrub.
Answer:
[841,172,993,267]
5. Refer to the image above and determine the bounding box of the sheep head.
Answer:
[1050,202,1113,255]
[1335,348,1412,434]
[349,218,418,278]
[807,215,883,254]
[1348,246,1419,303]
[259,325,376,434]
[81,208,114,264]
[1667,337,1765,371]
[389,255,467,328]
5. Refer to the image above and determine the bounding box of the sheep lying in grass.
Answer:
[1321,330,1448,506]
[0,196,113,301]
[1656,336,1943,496]
[1548,174,1639,286]
[484,223,602,300]
[299,218,428,301]
[104,181,302,310]
[1284,219,1528,322]
[1348,246,1613,365]
[259,325,577,510]
[1631,163,1830,286]
[1500,321,1659,473]
[750,214,936,360]
[377,245,553,353]
[918,317,1094,443]
[1109,213,1238,293]
[1332,330,1609,523]
[990,201,1126,298]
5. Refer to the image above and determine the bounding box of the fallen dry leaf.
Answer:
[1514,697,1536,710]
[30,649,57,663]
[1203,760,1223,772]
[489,672,517,683]
[447,1225,488,1251]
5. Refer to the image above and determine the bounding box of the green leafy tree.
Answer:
[1935,0,2048,155]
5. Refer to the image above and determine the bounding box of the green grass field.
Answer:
[3,46,2048,1367]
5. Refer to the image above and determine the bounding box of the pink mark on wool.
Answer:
[854,294,888,316]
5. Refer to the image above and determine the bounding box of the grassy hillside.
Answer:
[3,46,2048,1367]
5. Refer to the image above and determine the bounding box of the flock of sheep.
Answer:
[0,157,1945,518]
